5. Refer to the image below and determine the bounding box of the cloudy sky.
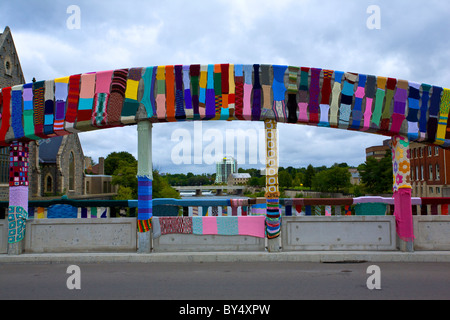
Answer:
[2,0,450,174]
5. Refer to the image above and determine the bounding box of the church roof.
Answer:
[38,136,64,164]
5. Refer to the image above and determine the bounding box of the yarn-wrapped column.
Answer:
[391,135,414,251]
[137,121,153,253]
[7,141,29,254]
[264,119,281,248]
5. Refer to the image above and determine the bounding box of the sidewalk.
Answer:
[1,250,450,264]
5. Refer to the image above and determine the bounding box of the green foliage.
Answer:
[106,151,180,200]
[357,151,393,194]
[304,164,316,190]
[312,165,351,193]
[278,170,293,188]
[105,151,137,175]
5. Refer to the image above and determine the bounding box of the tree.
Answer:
[278,170,293,189]
[105,151,137,175]
[358,151,393,194]
[304,164,316,190]
[312,165,351,193]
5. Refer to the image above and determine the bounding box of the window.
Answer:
[429,187,434,194]
[435,147,439,156]
[437,187,441,194]
[429,165,433,180]
[436,164,440,180]
[428,147,432,156]
[415,166,419,181]
[69,152,75,191]
[45,175,53,193]
[420,148,423,157]
[421,166,424,180]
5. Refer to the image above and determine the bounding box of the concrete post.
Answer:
[264,119,281,252]
[7,141,29,255]
[137,121,153,253]
[391,135,414,252]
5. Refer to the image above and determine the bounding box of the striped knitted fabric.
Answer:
[297,67,310,123]
[174,65,186,120]
[76,73,96,131]
[266,198,280,239]
[156,66,166,121]
[308,68,321,124]
[43,80,55,136]
[271,65,287,122]
[213,64,222,120]
[107,69,128,127]
[426,86,444,143]
[11,85,24,140]
[64,74,81,133]
[219,64,230,121]
[228,64,236,121]
[371,76,387,129]
[378,77,397,133]
[252,64,262,121]
[182,65,193,120]
[435,89,450,145]
[138,176,152,220]
[242,65,252,120]
[318,69,333,127]
[205,64,216,120]
[199,65,208,117]
[122,68,142,124]
[92,71,113,127]
[191,64,201,120]
[338,72,357,129]
[287,66,299,123]
[362,75,377,131]
[138,219,152,233]
[418,84,432,140]
[329,71,343,127]
[54,77,70,134]
[350,74,367,130]
[260,64,274,120]
[390,79,409,134]
[165,65,176,122]
[32,81,46,138]
[22,83,39,140]
[140,67,155,119]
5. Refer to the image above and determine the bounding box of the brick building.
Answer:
[409,142,450,197]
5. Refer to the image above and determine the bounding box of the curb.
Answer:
[1,251,450,264]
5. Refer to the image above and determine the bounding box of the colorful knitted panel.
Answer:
[137,176,152,222]
[9,141,29,187]
[0,64,450,150]
[7,206,28,244]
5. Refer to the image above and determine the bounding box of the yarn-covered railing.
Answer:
[1,64,449,147]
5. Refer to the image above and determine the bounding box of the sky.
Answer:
[1,0,450,174]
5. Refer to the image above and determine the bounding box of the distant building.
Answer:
[227,173,251,186]
[409,142,450,197]
[348,168,361,185]
[366,139,391,161]
[215,156,237,184]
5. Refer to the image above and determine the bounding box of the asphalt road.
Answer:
[1,261,449,302]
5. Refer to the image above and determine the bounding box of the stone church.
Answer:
[0,26,114,200]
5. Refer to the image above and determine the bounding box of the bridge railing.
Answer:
[1,196,449,219]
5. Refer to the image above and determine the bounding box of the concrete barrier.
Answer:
[24,218,136,253]
[281,216,397,251]
[152,234,265,252]
[413,216,450,251]
[0,219,7,254]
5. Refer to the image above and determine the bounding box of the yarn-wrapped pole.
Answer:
[391,135,414,252]
[7,141,29,255]
[137,121,153,253]
[264,119,281,251]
